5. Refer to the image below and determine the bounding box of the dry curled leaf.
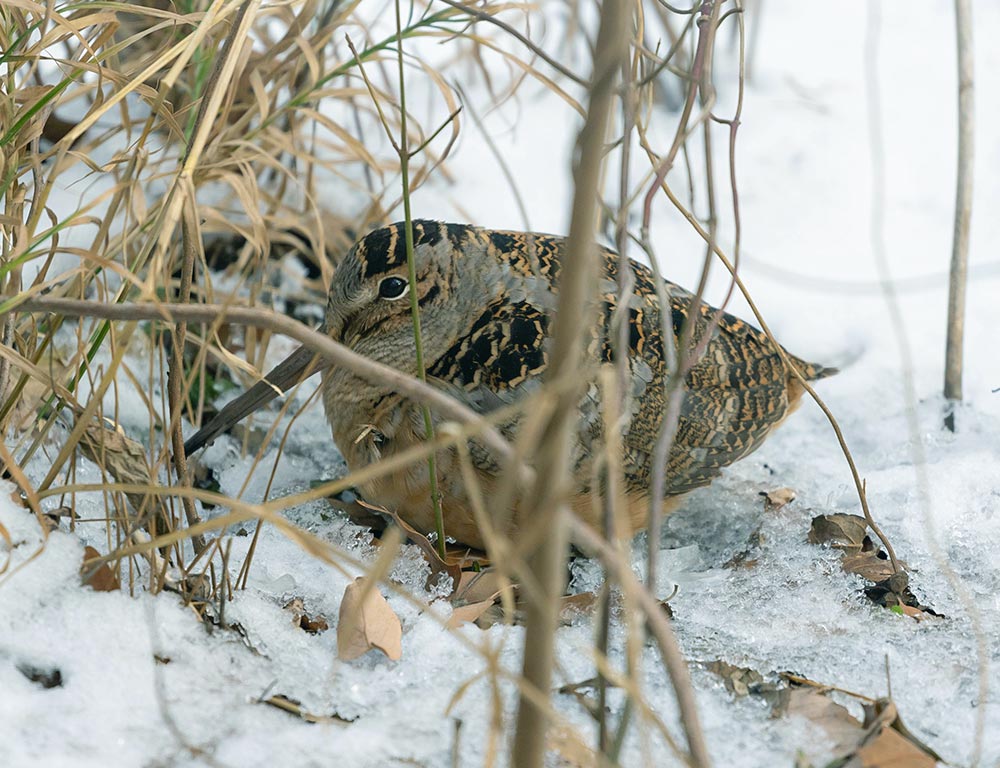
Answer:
[447,569,511,629]
[452,569,510,605]
[337,577,402,661]
[783,688,864,757]
[16,662,63,689]
[808,514,937,615]
[706,660,765,698]
[847,725,937,768]
[357,500,461,592]
[284,597,329,634]
[761,487,797,510]
[808,513,869,554]
[841,551,896,583]
[705,660,787,710]
[446,599,497,629]
[80,545,120,592]
[841,699,941,767]
[782,689,942,766]
[558,592,598,624]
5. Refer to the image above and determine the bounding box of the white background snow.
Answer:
[2,1,999,766]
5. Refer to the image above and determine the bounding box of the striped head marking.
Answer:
[324,220,501,374]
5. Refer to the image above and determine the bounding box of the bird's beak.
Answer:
[183,343,327,456]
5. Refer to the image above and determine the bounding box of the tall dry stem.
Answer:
[943,0,974,431]
[510,0,629,764]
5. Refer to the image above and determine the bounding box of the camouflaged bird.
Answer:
[185,220,834,549]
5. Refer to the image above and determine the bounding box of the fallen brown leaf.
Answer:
[452,569,510,605]
[808,515,937,616]
[325,496,389,533]
[706,660,765,698]
[761,487,797,510]
[781,690,942,766]
[709,662,945,766]
[446,598,497,629]
[808,513,869,554]
[80,545,120,592]
[357,500,461,593]
[558,592,598,624]
[848,725,937,768]
[337,577,402,661]
[16,662,63,689]
[841,551,897,583]
[284,597,329,634]
[783,688,864,757]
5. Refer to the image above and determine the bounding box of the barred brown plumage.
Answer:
[185,220,835,549]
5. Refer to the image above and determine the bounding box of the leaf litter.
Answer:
[808,513,941,619]
[703,661,942,767]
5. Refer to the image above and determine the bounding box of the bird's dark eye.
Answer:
[377,275,409,301]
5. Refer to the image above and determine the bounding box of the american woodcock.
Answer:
[185,220,834,549]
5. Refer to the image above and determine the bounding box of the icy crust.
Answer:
[3,393,998,767]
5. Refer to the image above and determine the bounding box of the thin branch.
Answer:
[434,0,588,87]
[394,0,448,558]
[4,297,520,466]
[643,0,719,607]
[572,518,710,768]
[944,0,974,430]
[510,0,629,764]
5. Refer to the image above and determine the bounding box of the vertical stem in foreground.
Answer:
[510,1,628,765]
[393,0,446,556]
[944,0,974,431]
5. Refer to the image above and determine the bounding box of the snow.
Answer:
[2,2,999,767]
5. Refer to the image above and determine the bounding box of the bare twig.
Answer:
[435,0,588,87]
[392,0,447,557]
[599,28,639,759]
[510,0,629,764]
[944,0,974,431]
[642,0,720,603]
[572,518,710,767]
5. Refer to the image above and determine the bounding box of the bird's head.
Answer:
[325,220,499,374]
